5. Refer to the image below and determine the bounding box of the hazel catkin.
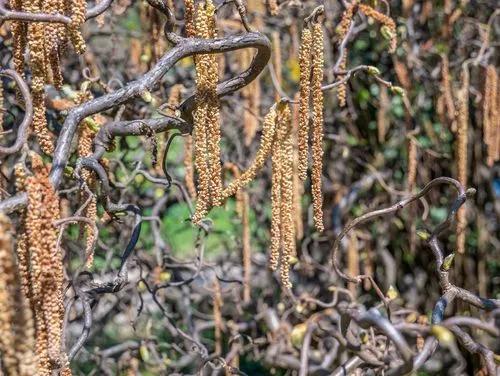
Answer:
[297,27,312,181]
[191,0,223,223]
[456,70,469,255]
[483,65,499,166]
[310,22,325,233]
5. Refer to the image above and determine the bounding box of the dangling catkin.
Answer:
[311,22,325,233]
[0,214,37,376]
[270,103,295,288]
[456,70,469,255]
[377,85,389,143]
[78,122,98,267]
[441,55,456,132]
[292,93,304,241]
[407,137,417,191]
[269,112,284,273]
[16,154,70,375]
[337,3,356,41]
[222,106,278,199]
[212,279,223,355]
[66,0,87,54]
[297,27,312,181]
[483,66,498,166]
[278,104,295,288]
[191,0,223,224]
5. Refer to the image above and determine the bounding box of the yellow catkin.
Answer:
[222,106,278,199]
[213,279,223,355]
[456,71,469,255]
[43,0,65,89]
[297,27,312,181]
[311,23,325,233]
[337,3,356,41]
[377,85,389,143]
[269,104,296,287]
[483,66,499,166]
[358,4,397,53]
[78,122,98,267]
[278,104,295,288]
[66,0,87,54]
[33,91,54,154]
[292,93,304,241]
[407,137,417,191]
[441,55,456,132]
[191,0,223,223]
[269,114,283,273]
[15,154,70,375]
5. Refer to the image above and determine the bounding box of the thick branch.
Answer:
[50,32,271,188]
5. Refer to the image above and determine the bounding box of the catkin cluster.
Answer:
[15,153,71,375]
[296,22,325,233]
[270,103,296,288]
[0,214,37,376]
[191,0,223,224]
[483,65,499,166]
[9,0,88,154]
